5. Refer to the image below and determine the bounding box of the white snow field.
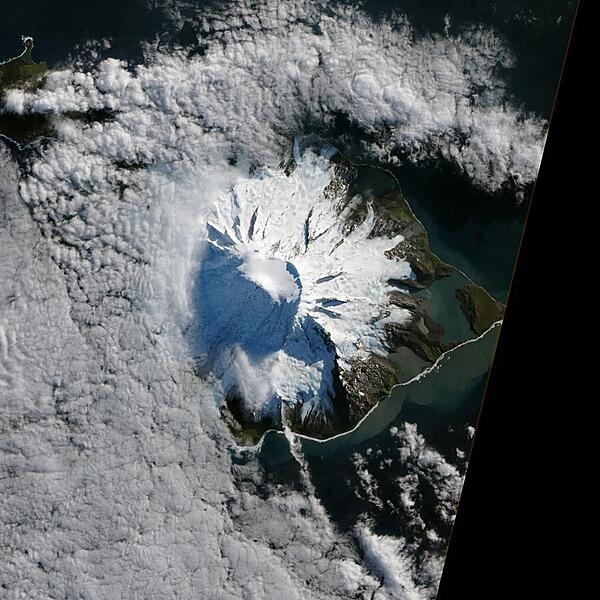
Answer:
[192,150,412,422]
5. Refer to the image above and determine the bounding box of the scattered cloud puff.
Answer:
[391,423,463,524]
[4,0,546,192]
[352,453,385,510]
[358,526,443,600]
[344,422,467,598]
[350,423,464,538]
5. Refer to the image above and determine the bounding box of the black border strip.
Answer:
[437,1,588,596]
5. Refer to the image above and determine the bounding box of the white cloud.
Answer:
[358,526,443,600]
[391,423,463,524]
[4,0,546,192]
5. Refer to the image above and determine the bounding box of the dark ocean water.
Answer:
[396,163,528,301]
[0,0,575,587]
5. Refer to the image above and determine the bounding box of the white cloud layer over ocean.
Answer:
[5,0,545,192]
[1,0,541,597]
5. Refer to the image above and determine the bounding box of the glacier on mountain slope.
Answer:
[190,150,412,423]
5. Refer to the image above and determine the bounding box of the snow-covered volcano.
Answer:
[191,146,416,432]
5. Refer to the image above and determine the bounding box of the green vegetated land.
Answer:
[455,282,505,335]
[0,38,47,93]
[0,38,49,142]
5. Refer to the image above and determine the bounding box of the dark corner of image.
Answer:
[437,1,589,597]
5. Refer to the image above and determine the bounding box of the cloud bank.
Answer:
[5,0,546,192]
